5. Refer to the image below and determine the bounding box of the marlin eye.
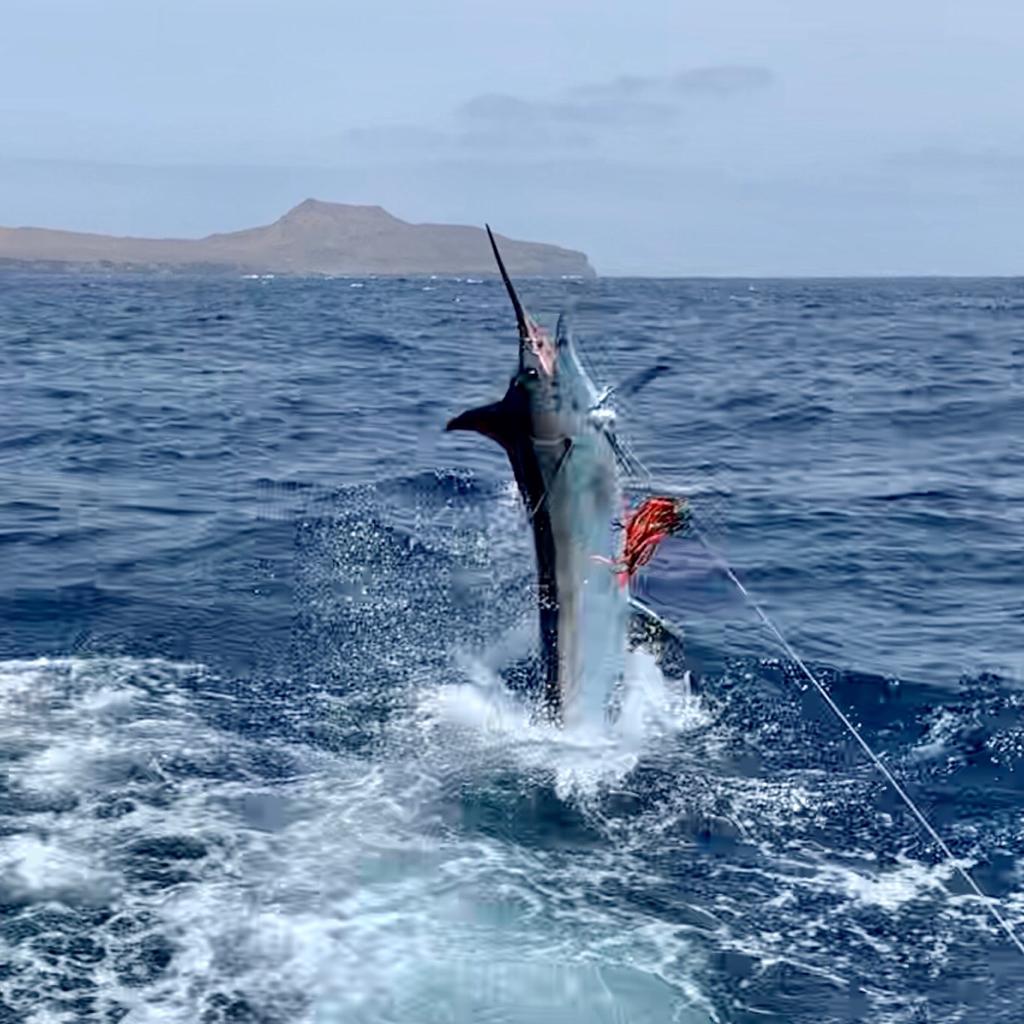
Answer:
[525,368,539,379]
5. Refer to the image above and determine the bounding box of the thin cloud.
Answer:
[886,146,1024,178]
[455,93,677,128]
[571,65,776,100]
[672,65,775,95]
[340,124,451,154]
[339,64,777,160]
[456,65,775,132]
[569,74,657,100]
[455,123,598,151]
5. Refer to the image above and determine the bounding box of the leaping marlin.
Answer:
[446,227,635,727]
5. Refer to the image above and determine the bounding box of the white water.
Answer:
[0,655,715,1023]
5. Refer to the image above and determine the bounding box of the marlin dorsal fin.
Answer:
[593,364,671,410]
[445,395,519,451]
[617,363,671,401]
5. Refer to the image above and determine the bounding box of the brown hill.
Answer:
[0,199,595,277]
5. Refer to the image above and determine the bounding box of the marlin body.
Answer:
[447,228,629,727]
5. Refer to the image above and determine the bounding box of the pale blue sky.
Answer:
[1,0,1022,274]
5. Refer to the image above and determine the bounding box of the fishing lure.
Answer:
[598,495,690,584]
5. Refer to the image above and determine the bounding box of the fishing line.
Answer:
[526,439,574,523]
[687,520,1024,958]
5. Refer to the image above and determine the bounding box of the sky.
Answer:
[1,0,1022,275]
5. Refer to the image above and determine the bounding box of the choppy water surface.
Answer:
[1,272,1022,1022]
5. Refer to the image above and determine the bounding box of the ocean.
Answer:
[1,271,1022,1022]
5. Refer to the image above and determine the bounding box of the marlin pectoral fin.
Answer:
[446,398,518,451]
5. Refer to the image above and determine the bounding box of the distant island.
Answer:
[0,199,595,277]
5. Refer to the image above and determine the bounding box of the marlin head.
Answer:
[445,228,562,462]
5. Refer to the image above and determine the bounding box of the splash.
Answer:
[418,644,709,801]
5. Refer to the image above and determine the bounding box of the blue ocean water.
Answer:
[0,271,1022,1022]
